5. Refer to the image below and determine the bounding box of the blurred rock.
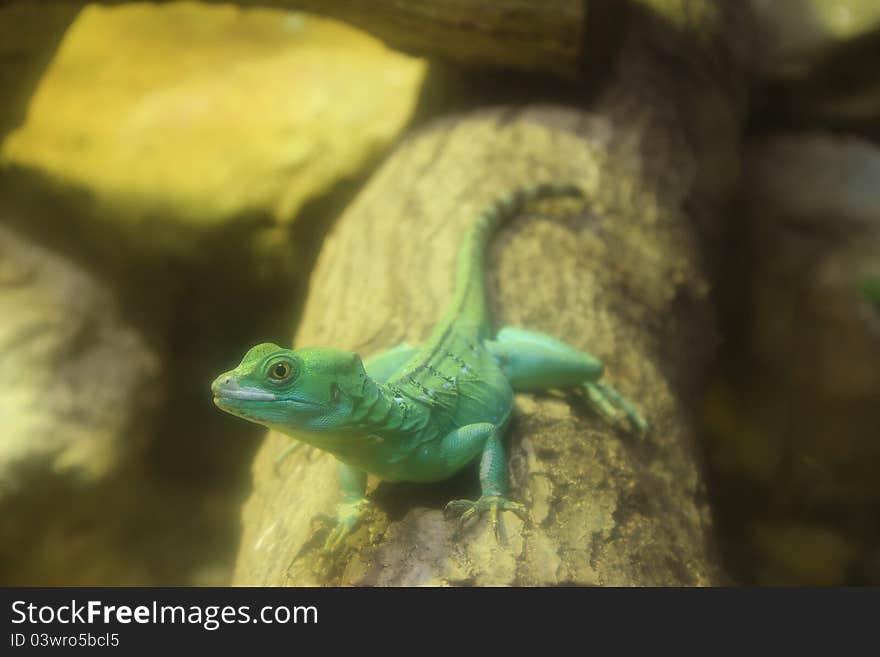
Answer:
[0,3,425,585]
[0,1,82,139]
[706,133,880,584]
[748,135,880,383]
[748,134,880,224]
[752,522,858,586]
[752,0,880,79]
[751,1,880,138]
[1,3,426,251]
[0,224,161,496]
[0,224,210,586]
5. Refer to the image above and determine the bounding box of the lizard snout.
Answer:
[211,373,233,397]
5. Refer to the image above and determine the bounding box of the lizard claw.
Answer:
[445,495,527,543]
[284,512,335,577]
[321,498,369,555]
[584,382,649,437]
[284,500,368,579]
[321,525,349,556]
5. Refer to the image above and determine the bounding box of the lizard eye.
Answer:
[268,360,294,381]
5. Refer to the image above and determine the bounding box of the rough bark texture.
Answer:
[234,5,748,586]
[271,0,591,79]
[54,0,603,80]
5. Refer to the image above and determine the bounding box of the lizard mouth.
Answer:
[212,392,324,408]
[214,387,278,402]
[212,394,327,428]
[209,373,333,434]
[212,381,323,408]
[211,376,324,409]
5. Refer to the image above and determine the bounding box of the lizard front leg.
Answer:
[439,423,526,542]
[319,343,416,550]
[322,462,369,554]
[487,326,648,435]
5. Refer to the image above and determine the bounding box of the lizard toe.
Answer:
[445,495,528,543]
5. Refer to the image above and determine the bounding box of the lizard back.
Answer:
[382,184,583,437]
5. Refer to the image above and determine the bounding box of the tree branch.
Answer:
[233,3,750,585]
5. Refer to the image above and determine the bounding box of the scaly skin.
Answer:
[212,184,647,554]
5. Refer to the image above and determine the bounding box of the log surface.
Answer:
[233,4,748,586]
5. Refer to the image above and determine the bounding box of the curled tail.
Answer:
[440,182,584,338]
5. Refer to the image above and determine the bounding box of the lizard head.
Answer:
[211,342,368,434]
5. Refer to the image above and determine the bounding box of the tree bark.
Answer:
[259,0,593,79]
[233,4,749,585]
[47,0,604,80]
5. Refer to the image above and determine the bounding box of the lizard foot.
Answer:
[583,381,649,437]
[285,499,368,580]
[445,495,527,543]
[321,498,369,555]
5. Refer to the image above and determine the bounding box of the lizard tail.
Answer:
[443,182,584,337]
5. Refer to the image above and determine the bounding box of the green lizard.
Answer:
[211,183,647,552]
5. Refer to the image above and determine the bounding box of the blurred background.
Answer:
[0,0,877,585]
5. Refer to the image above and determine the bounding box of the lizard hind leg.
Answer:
[438,423,527,544]
[486,326,648,435]
[585,381,649,435]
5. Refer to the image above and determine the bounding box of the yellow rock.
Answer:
[2,2,425,229]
